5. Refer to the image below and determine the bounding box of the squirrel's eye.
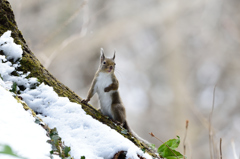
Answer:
[103,61,106,64]
[114,63,116,65]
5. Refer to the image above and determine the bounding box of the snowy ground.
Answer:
[0,81,52,159]
[0,31,151,159]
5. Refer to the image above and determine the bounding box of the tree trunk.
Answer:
[0,0,157,158]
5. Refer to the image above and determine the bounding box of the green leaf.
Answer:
[35,118,41,124]
[63,146,71,157]
[121,129,128,134]
[0,144,17,156]
[149,144,155,150]
[50,128,58,137]
[51,134,60,146]
[81,156,86,159]
[10,82,17,93]
[161,149,183,159]
[157,136,183,159]
[0,144,26,159]
[158,136,180,152]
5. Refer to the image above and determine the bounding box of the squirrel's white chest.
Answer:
[96,72,112,90]
[95,72,113,118]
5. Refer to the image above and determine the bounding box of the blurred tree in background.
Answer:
[9,0,240,158]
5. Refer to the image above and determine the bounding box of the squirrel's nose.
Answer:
[110,66,113,70]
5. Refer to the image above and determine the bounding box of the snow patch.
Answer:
[0,81,51,159]
[0,31,23,62]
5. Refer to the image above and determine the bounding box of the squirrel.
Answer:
[81,48,130,132]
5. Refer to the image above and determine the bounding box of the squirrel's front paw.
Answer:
[104,87,110,92]
[81,99,89,104]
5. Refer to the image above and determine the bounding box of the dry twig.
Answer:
[209,86,216,159]
[219,138,222,159]
[183,120,189,159]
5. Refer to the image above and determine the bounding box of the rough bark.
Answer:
[0,0,157,158]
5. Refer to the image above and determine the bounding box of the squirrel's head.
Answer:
[99,48,116,73]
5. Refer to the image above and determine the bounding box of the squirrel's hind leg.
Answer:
[111,103,131,132]
[111,103,126,123]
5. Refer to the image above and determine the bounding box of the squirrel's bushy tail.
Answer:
[124,122,152,146]
[123,121,131,133]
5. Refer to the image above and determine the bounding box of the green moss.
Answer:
[14,96,38,118]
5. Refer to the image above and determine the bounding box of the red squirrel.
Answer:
[81,48,130,131]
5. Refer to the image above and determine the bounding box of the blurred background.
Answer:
[8,0,240,158]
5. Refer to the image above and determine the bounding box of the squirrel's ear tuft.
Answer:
[100,48,105,62]
[113,50,116,60]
